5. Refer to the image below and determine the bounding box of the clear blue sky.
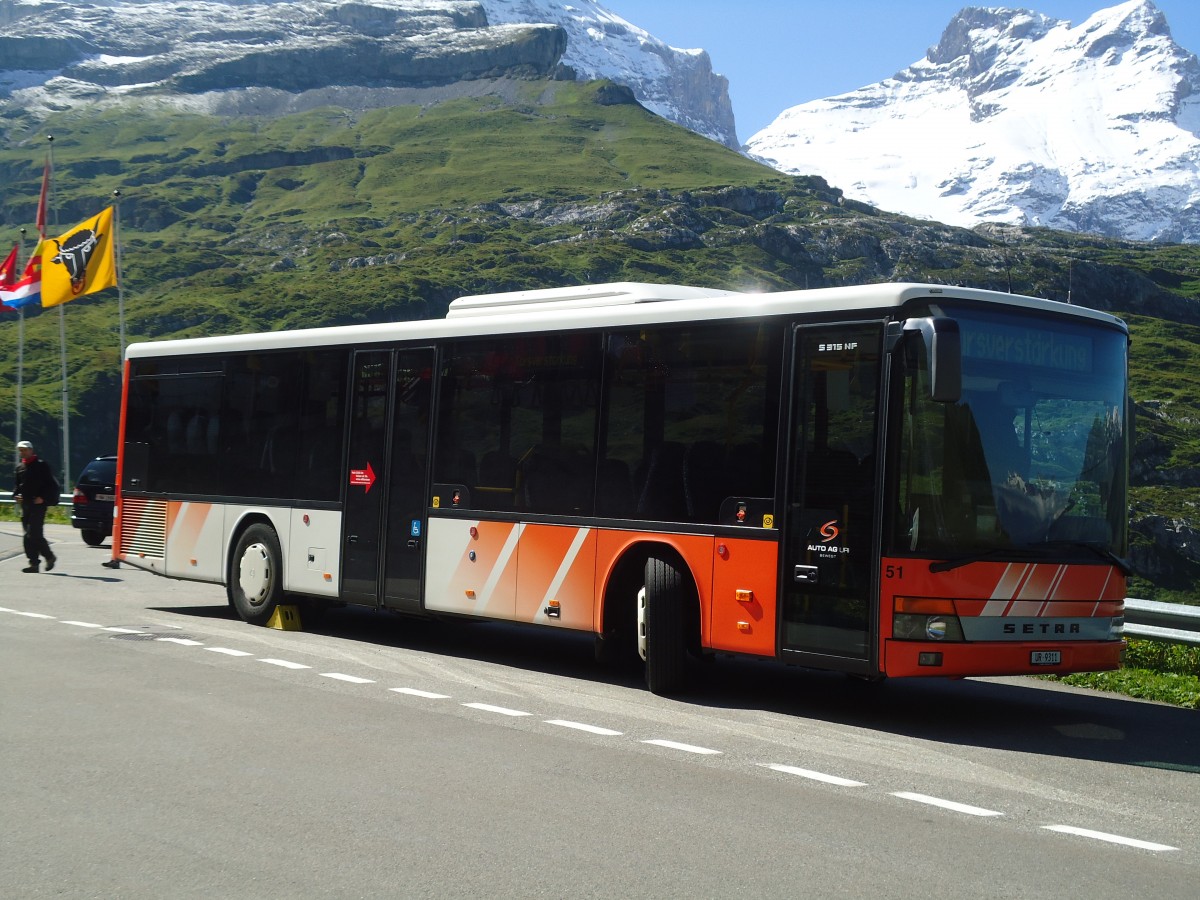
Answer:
[602,1,1200,142]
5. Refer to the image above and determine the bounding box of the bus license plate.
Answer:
[1031,651,1061,665]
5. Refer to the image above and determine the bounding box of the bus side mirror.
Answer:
[902,316,961,403]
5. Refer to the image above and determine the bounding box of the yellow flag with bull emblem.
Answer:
[40,206,117,308]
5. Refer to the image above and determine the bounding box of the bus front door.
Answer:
[341,348,434,612]
[780,324,882,674]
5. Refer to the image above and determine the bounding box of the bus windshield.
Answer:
[889,306,1128,560]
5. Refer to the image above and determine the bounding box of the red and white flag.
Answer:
[35,156,50,238]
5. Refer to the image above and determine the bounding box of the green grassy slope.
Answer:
[4,78,1200,608]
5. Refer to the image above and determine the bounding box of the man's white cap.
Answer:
[16,441,33,450]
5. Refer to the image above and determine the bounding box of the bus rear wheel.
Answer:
[229,524,284,626]
[641,555,690,696]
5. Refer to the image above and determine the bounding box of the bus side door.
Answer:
[341,348,434,611]
[780,323,883,674]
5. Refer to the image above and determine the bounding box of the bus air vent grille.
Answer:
[118,497,168,558]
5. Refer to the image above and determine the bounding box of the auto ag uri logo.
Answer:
[820,519,840,543]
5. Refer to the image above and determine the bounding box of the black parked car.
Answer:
[72,455,117,546]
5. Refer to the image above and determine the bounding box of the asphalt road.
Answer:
[2,524,1198,898]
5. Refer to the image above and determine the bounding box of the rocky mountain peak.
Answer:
[746,1,1200,243]
[0,0,737,147]
[928,7,1050,66]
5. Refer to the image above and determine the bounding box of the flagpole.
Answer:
[47,134,71,493]
[16,228,26,468]
[112,190,125,359]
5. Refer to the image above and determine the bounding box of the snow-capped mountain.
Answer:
[0,0,737,148]
[479,1,737,147]
[746,1,1200,243]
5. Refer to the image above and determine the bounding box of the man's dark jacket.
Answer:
[15,456,57,504]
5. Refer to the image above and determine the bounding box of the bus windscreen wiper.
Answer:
[1040,541,1134,576]
[928,549,1013,573]
[930,543,1132,575]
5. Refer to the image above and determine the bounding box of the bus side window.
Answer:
[520,444,591,515]
[441,449,476,489]
[684,440,727,522]
[595,458,634,518]
[604,322,781,525]
[636,441,688,521]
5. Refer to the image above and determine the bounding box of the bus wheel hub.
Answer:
[239,543,272,605]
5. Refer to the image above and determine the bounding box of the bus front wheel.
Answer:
[229,524,284,626]
[641,555,690,696]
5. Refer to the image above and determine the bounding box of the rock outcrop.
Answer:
[0,1,737,146]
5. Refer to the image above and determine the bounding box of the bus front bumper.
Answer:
[884,639,1125,678]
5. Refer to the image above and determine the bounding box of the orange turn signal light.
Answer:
[893,597,957,615]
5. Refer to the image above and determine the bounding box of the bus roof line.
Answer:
[446,281,733,317]
[124,282,1127,358]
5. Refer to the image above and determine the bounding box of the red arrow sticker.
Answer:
[349,460,376,492]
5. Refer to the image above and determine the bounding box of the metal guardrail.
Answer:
[1,491,73,505]
[1124,598,1200,646]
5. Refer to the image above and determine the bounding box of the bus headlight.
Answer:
[893,598,965,641]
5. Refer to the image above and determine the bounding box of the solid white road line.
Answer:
[763,764,867,787]
[1041,825,1178,852]
[892,792,1002,817]
[61,620,103,628]
[642,739,722,755]
[12,611,55,619]
[545,719,623,736]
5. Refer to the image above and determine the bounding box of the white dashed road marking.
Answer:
[1042,825,1178,852]
[463,703,531,717]
[390,688,451,699]
[764,764,866,787]
[320,673,375,684]
[545,719,623,736]
[642,739,722,755]
[3,607,1189,858]
[893,792,1003,817]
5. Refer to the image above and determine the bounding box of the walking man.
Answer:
[13,440,58,573]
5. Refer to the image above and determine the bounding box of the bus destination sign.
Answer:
[961,323,1093,372]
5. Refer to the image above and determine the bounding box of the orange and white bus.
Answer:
[114,281,1130,694]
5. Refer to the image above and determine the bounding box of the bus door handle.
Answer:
[794,565,819,585]
[407,540,420,550]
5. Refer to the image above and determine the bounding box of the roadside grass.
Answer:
[0,503,70,525]
[1045,640,1200,709]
